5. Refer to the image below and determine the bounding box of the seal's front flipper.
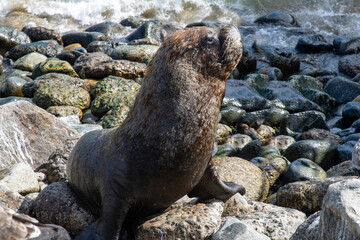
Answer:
[188,159,245,201]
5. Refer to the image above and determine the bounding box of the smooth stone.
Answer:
[326,160,356,177]
[282,158,327,184]
[109,44,159,63]
[237,108,289,129]
[279,110,328,137]
[301,89,336,114]
[250,156,289,186]
[258,87,322,113]
[126,21,165,43]
[64,43,82,50]
[324,77,360,103]
[213,156,270,201]
[255,125,276,142]
[21,26,62,44]
[14,52,47,72]
[339,54,360,78]
[216,144,237,157]
[222,82,271,111]
[100,104,131,128]
[254,11,300,27]
[0,162,39,195]
[243,74,269,90]
[268,135,296,154]
[220,107,245,125]
[338,140,357,162]
[3,76,28,97]
[47,106,83,119]
[224,134,252,152]
[212,217,270,240]
[120,17,149,28]
[56,47,86,65]
[0,100,80,171]
[334,36,360,55]
[300,128,343,143]
[7,41,64,60]
[295,34,333,53]
[287,75,323,91]
[84,21,125,39]
[86,40,113,53]
[33,81,90,110]
[0,25,31,55]
[61,31,106,48]
[236,48,257,78]
[277,177,353,215]
[317,179,360,239]
[0,96,33,106]
[32,59,79,79]
[284,140,340,170]
[342,101,360,126]
[215,123,233,144]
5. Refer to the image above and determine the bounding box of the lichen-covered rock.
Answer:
[224,134,252,152]
[14,52,48,72]
[47,106,83,120]
[136,199,224,240]
[268,135,296,154]
[220,107,246,125]
[33,59,79,78]
[46,150,68,183]
[7,41,64,60]
[21,26,62,44]
[301,89,336,114]
[0,25,31,55]
[288,75,323,92]
[91,92,136,118]
[0,101,80,171]
[213,156,270,201]
[100,104,130,128]
[237,108,289,128]
[110,44,159,62]
[243,74,269,90]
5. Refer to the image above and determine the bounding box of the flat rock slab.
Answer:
[0,100,80,171]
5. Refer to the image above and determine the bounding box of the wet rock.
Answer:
[338,140,357,162]
[284,140,340,170]
[33,81,90,110]
[73,52,146,79]
[326,160,356,177]
[259,87,322,113]
[100,104,131,128]
[7,41,64,60]
[81,109,99,124]
[216,144,237,157]
[254,11,300,27]
[61,31,105,48]
[290,211,320,240]
[324,77,360,103]
[222,81,270,111]
[136,199,224,240]
[84,21,125,39]
[220,107,245,125]
[47,106,83,120]
[251,156,289,186]
[212,217,270,240]
[0,25,31,55]
[276,177,352,215]
[33,59,79,78]
[333,36,360,55]
[257,67,283,80]
[295,34,333,53]
[300,128,342,143]
[215,123,233,144]
[0,96,33,106]
[339,54,360,78]
[2,76,28,97]
[236,48,257,78]
[56,47,86,65]
[30,182,96,237]
[109,44,159,62]
[301,89,336,114]
[120,17,149,29]
[213,156,270,201]
[256,125,276,143]
[317,179,360,239]
[288,75,323,92]
[0,101,80,171]
[243,74,269,90]
[22,26,62,44]
[238,108,289,129]
[282,158,327,184]
[279,110,328,137]
[342,101,360,126]
[268,135,296,154]
[86,40,113,53]
[13,52,47,72]
[224,134,252,152]
[126,21,165,43]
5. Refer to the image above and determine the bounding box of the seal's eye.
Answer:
[207,36,215,44]
[205,33,218,46]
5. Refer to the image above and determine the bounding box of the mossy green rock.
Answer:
[91,92,136,118]
[243,74,270,90]
[288,75,323,91]
[33,59,79,78]
[100,105,131,128]
[90,76,140,99]
[110,44,159,63]
[14,52,47,72]
[33,81,90,110]
[216,144,237,157]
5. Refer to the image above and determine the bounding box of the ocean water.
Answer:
[1,0,360,46]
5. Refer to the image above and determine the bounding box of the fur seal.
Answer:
[67,25,244,239]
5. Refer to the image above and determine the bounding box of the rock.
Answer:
[334,36,360,55]
[284,140,340,170]
[100,104,131,128]
[301,89,336,114]
[236,201,306,240]
[73,52,146,79]
[33,81,90,110]
[258,87,322,113]
[212,217,270,240]
[46,150,68,183]
[2,76,28,97]
[237,108,289,129]
[256,125,276,142]
[126,21,165,43]
[282,158,327,184]
[324,77,360,103]
[0,163,39,195]
[268,135,296,154]
[220,107,245,125]
[86,40,113,53]
[64,43,82,50]
[47,106,83,119]
[61,31,106,48]
[254,11,300,27]
[21,26,62,44]
[216,144,237,157]
[295,34,333,53]
[120,17,149,28]
[236,48,257,78]
[317,179,360,240]
[338,140,357,162]
[300,128,343,143]
[243,74,269,90]
[30,182,96,237]
[7,41,64,60]
[136,199,224,240]
[279,110,328,137]
[0,101,80,171]
[290,211,320,240]
[0,96,33,106]
[288,75,323,92]
[0,55,3,74]
[215,124,233,144]
[326,160,356,177]
[109,44,159,62]
[258,67,283,80]
[222,82,270,111]
[222,193,252,217]
[56,47,86,65]
[90,75,140,98]
[81,109,99,124]
[251,156,289,186]
[276,177,353,215]
[0,189,25,211]
[84,21,125,39]
[213,156,270,201]
[224,134,252,152]
[0,25,31,55]
[13,52,47,72]
[33,59,79,79]
[339,54,360,78]
[342,101,360,126]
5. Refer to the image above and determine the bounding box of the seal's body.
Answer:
[67,25,244,239]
